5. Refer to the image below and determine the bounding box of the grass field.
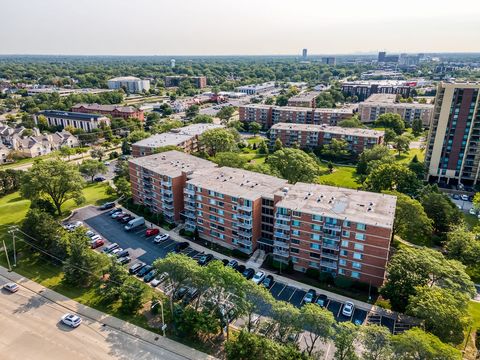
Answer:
[316,165,361,189]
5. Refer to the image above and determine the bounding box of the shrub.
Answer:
[232,248,250,260]
[306,268,320,279]
[334,275,354,289]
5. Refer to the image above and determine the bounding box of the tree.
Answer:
[412,118,423,137]
[59,145,75,160]
[192,114,213,124]
[101,258,128,301]
[114,176,132,198]
[0,169,22,196]
[185,104,200,118]
[199,128,237,156]
[391,328,462,360]
[267,148,320,183]
[213,152,247,169]
[383,129,396,144]
[275,94,290,106]
[37,114,49,131]
[361,325,392,360]
[391,191,433,245]
[217,106,235,124]
[320,138,351,162]
[271,301,302,343]
[151,119,183,134]
[445,224,480,266]
[90,147,105,161]
[258,140,269,155]
[79,159,107,182]
[20,159,85,215]
[228,120,245,132]
[364,163,420,196]
[241,283,274,333]
[406,287,469,344]
[375,113,405,135]
[121,138,131,155]
[273,138,283,152]
[248,122,261,135]
[338,116,364,128]
[119,277,145,314]
[333,322,359,360]
[392,134,412,156]
[408,155,425,179]
[300,303,335,356]
[356,145,393,175]
[127,130,150,143]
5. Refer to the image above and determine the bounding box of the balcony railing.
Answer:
[184,188,195,196]
[320,260,338,270]
[273,248,289,257]
[184,211,196,219]
[275,213,291,221]
[237,221,253,229]
[236,213,252,220]
[273,240,289,249]
[322,242,339,251]
[237,204,252,212]
[162,203,174,210]
[275,223,290,231]
[321,252,339,261]
[161,180,171,187]
[161,189,173,196]
[274,231,290,240]
[237,229,253,238]
[324,223,342,232]
[237,238,252,247]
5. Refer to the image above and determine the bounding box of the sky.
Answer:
[1,0,479,56]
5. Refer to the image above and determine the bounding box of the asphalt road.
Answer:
[0,275,195,360]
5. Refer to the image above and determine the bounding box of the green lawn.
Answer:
[392,148,425,164]
[240,153,267,165]
[316,165,361,189]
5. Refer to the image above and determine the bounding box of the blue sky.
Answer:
[1,0,479,55]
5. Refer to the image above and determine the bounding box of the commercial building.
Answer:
[128,151,396,286]
[236,82,276,95]
[358,94,434,126]
[35,110,110,132]
[287,92,320,108]
[321,57,336,66]
[107,76,150,93]
[377,51,399,63]
[302,49,308,61]
[164,76,207,89]
[131,123,224,157]
[341,80,416,101]
[71,103,144,121]
[239,104,353,129]
[269,123,384,153]
[425,82,480,187]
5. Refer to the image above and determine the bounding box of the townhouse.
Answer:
[269,123,384,153]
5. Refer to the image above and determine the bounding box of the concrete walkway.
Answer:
[0,265,216,360]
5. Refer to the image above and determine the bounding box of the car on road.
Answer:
[242,268,255,280]
[150,272,169,287]
[116,249,129,258]
[117,256,131,265]
[315,294,328,308]
[227,260,238,270]
[145,228,160,237]
[3,282,19,293]
[61,313,82,328]
[342,301,355,317]
[143,269,157,283]
[129,262,146,274]
[153,233,170,243]
[102,243,119,254]
[252,271,266,285]
[137,265,153,278]
[99,202,115,210]
[461,194,469,201]
[174,242,189,253]
[94,176,106,182]
[197,254,213,266]
[90,238,105,249]
[262,275,274,289]
[302,289,317,305]
[108,208,122,216]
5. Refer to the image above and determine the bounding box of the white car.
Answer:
[461,194,469,201]
[252,271,266,285]
[108,248,123,257]
[104,161,111,166]
[61,313,82,328]
[66,221,83,231]
[342,301,355,317]
[469,208,476,215]
[3,282,19,293]
[85,230,96,238]
[90,234,102,241]
[153,233,170,243]
[111,211,125,219]
[150,272,169,287]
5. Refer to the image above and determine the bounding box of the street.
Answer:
[0,271,214,360]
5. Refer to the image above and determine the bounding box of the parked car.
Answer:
[116,249,129,258]
[65,221,83,231]
[197,254,214,266]
[302,289,317,305]
[469,208,477,215]
[252,271,266,285]
[221,259,229,266]
[461,194,469,201]
[116,213,129,221]
[150,272,169,287]
[99,202,115,210]
[342,301,355,317]
[242,268,255,280]
[124,217,145,231]
[109,248,124,257]
[103,161,110,166]
[182,287,199,305]
[153,233,170,243]
[90,239,105,249]
[85,230,96,238]
[108,208,122,216]
[129,262,146,274]
[315,294,328,308]
[145,228,160,237]
[117,256,131,265]
[262,275,274,289]
[236,264,246,273]
[452,194,461,200]
[174,242,189,253]
[90,234,102,241]
[227,260,238,270]
[119,215,135,224]
[143,269,157,283]
[111,211,126,219]
[3,282,19,293]
[137,265,153,278]
[94,176,106,182]
[102,243,119,254]
[174,286,189,301]
[60,313,82,328]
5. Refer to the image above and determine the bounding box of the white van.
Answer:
[124,217,145,231]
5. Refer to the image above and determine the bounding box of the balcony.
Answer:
[320,260,338,270]
[321,252,339,261]
[184,188,195,196]
[236,213,252,220]
[185,204,195,211]
[237,221,253,230]
[275,213,290,221]
[324,223,342,232]
[162,209,174,217]
[161,180,171,187]
[273,248,289,257]
[237,204,252,212]
[323,235,340,242]
[273,240,289,249]
[163,197,174,204]
[237,238,252,247]
[161,189,173,196]
[322,242,339,251]
[184,211,196,219]
[143,176,152,182]
[163,203,174,210]
[143,182,153,189]
[274,231,290,240]
[275,222,290,231]
[237,229,253,238]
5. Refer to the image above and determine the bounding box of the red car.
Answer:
[91,239,105,249]
[145,228,160,237]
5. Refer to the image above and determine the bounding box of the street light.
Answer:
[151,300,166,336]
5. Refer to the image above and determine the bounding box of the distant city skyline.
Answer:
[1,0,479,56]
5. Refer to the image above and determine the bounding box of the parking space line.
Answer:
[337,304,343,318]
[287,288,297,302]
[276,284,287,297]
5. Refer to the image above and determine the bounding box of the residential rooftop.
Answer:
[362,94,434,108]
[129,150,216,178]
[288,92,320,102]
[37,110,108,120]
[242,104,353,114]
[108,76,142,81]
[72,103,140,113]
[187,167,288,201]
[275,182,397,228]
[270,123,384,138]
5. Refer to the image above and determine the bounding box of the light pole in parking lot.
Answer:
[151,300,166,336]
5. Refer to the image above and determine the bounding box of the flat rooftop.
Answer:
[341,80,414,87]
[108,76,142,82]
[241,104,352,114]
[288,92,320,102]
[38,110,108,120]
[129,150,216,178]
[361,94,434,108]
[270,123,384,138]
[275,182,397,229]
[187,167,288,201]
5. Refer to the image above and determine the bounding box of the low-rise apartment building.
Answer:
[341,80,415,101]
[287,92,320,108]
[71,103,145,121]
[236,82,276,95]
[358,94,433,126]
[269,123,384,153]
[164,76,207,89]
[35,110,110,132]
[239,104,353,129]
[132,123,224,157]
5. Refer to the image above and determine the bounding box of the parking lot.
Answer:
[72,205,406,333]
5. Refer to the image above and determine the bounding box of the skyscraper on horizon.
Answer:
[302,48,307,60]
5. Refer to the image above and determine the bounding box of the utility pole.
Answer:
[2,239,12,271]
[11,228,17,267]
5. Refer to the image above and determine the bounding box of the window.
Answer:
[351,271,360,279]
[338,268,346,275]
[292,229,300,236]
[292,211,301,217]
[197,211,203,217]
[356,223,366,231]
[310,234,321,241]
[196,195,203,201]
[291,239,300,245]
[309,261,319,268]
[311,224,322,231]
[310,252,320,259]
[231,196,238,203]
[354,243,364,251]
[355,233,366,241]
[292,220,300,227]
[340,249,348,257]
[341,240,349,248]
[291,248,299,254]
[352,262,361,269]
[342,230,350,238]
[339,259,347,266]
[291,256,299,263]
[310,243,320,250]
[312,214,323,222]
[353,252,363,260]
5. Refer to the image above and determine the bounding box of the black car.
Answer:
[99,202,115,210]
[174,286,189,301]
[119,215,134,224]
[242,268,255,280]
[136,265,153,278]
[108,208,122,216]
[236,264,246,273]
[116,249,129,258]
[117,256,131,265]
[315,294,328,308]
[94,176,106,182]
[262,275,274,289]
[182,287,199,305]
[221,259,229,266]
[227,259,238,270]
[129,262,145,274]
[174,242,189,253]
[143,269,157,283]
[198,254,214,266]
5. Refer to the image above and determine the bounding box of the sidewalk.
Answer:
[0,265,216,360]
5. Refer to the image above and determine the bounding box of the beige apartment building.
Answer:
[287,92,320,108]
